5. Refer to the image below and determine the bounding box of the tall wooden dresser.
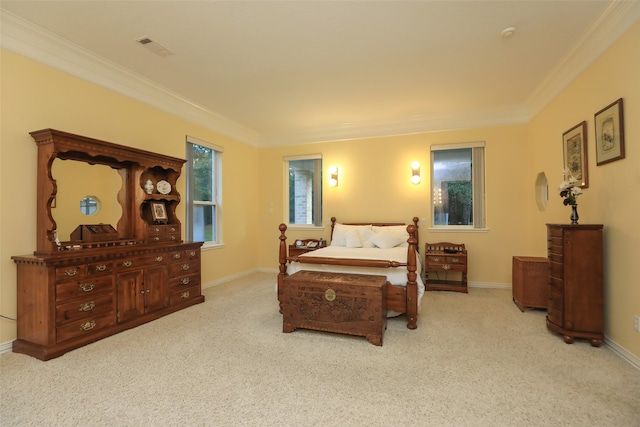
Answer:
[546,224,604,347]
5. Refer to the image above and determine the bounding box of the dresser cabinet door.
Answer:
[117,269,146,323]
[144,264,168,312]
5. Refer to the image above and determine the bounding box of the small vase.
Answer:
[144,179,154,195]
[570,204,579,225]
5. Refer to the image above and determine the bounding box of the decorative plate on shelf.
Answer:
[156,180,171,195]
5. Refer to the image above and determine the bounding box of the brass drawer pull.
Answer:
[180,278,190,285]
[79,302,95,312]
[169,235,177,241]
[431,257,440,262]
[79,283,95,292]
[188,251,196,257]
[122,260,132,267]
[64,268,78,277]
[180,291,190,299]
[442,264,451,270]
[153,236,161,241]
[95,264,107,272]
[80,320,96,331]
[169,227,177,233]
[152,227,161,232]
[181,264,190,271]
[451,257,459,263]
[155,256,164,262]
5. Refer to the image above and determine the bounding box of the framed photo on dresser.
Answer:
[151,201,168,223]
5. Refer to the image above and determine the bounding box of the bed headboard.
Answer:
[329,216,420,248]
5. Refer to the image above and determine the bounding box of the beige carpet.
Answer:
[1,272,639,426]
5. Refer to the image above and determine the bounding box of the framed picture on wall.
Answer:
[595,98,625,166]
[562,121,588,188]
[151,201,168,223]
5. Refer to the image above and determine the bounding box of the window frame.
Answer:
[185,136,224,248]
[430,141,487,232]
[284,154,324,230]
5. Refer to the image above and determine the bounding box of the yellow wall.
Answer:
[0,49,259,343]
[527,22,640,356]
[257,125,532,286]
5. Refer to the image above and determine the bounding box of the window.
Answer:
[186,137,223,245]
[431,142,485,229]
[285,154,322,227]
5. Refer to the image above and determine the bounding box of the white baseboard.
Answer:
[1,340,13,354]
[469,281,511,289]
[605,337,640,371]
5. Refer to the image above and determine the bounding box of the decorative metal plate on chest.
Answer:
[324,288,336,301]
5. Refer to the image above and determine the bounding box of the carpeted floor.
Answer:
[1,272,639,426]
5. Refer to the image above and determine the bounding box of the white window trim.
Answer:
[430,141,486,231]
[283,154,323,228]
[186,135,223,246]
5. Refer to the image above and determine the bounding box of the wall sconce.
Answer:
[411,161,421,184]
[329,165,339,187]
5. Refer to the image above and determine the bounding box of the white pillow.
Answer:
[344,229,363,248]
[373,225,410,247]
[370,228,407,249]
[331,224,371,247]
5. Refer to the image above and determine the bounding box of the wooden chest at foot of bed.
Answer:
[282,271,387,346]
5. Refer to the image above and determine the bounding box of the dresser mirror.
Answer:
[51,158,122,241]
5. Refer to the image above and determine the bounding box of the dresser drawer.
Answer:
[117,253,168,269]
[87,261,114,276]
[548,261,564,279]
[56,276,114,302]
[149,233,180,243]
[169,274,200,290]
[56,293,116,324]
[169,249,200,261]
[169,259,200,277]
[169,285,201,305]
[56,311,116,343]
[55,264,87,281]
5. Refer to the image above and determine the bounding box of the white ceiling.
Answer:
[2,1,639,147]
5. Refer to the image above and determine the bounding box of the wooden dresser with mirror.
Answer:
[12,129,204,360]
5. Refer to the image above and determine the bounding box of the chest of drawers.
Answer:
[546,224,603,347]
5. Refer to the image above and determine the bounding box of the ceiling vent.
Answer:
[136,37,174,57]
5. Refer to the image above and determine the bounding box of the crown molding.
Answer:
[0,10,262,147]
[525,1,640,117]
[261,105,530,147]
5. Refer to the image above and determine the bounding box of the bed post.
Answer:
[406,223,419,329]
[278,223,288,313]
[330,217,337,240]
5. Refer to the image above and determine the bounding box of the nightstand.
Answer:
[288,239,326,259]
[424,242,468,293]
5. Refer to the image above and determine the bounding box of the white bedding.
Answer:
[286,246,425,315]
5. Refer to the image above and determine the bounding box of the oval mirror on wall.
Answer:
[535,172,548,211]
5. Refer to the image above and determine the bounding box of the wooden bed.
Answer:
[277,217,421,329]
